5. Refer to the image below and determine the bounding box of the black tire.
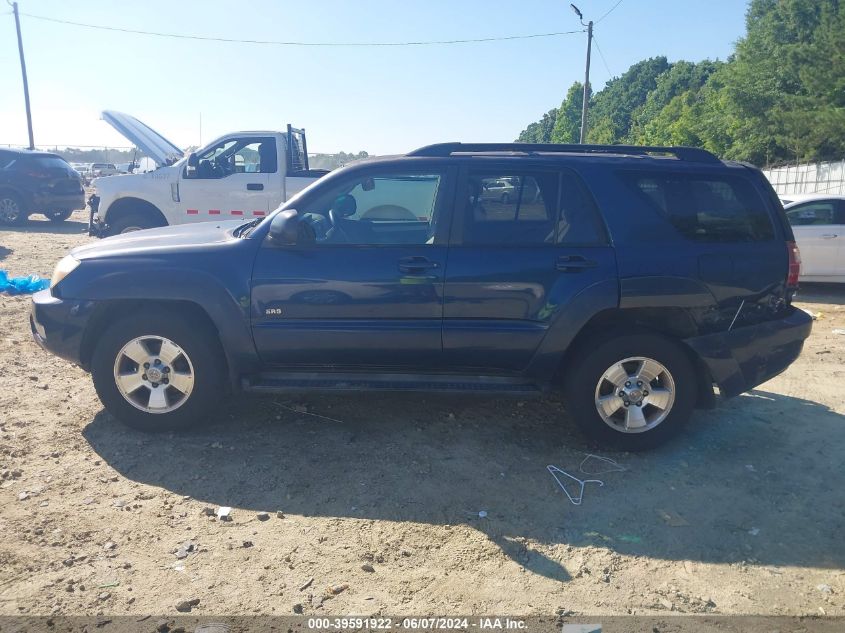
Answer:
[105,210,165,236]
[563,332,697,451]
[91,311,226,432]
[45,209,72,222]
[0,192,27,225]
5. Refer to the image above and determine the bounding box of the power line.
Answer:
[596,0,624,24]
[18,12,584,46]
[592,34,613,77]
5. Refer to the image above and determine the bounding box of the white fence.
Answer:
[763,159,845,195]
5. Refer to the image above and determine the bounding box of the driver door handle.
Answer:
[556,254,597,272]
[247,183,264,191]
[398,256,439,273]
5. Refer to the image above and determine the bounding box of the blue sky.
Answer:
[1,0,749,155]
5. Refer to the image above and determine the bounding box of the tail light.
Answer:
[786,240,801,288]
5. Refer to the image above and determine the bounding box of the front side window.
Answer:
[786,201,840,226]
[621,172,775,242]
[195,137,277,178]
[298,172,444,245]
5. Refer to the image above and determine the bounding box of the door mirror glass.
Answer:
[184,152,199,179]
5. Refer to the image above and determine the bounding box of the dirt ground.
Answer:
[1,209,844,618]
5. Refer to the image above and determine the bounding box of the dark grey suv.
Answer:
[0,149,85,225]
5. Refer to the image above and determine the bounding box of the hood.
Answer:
[101,110,184,167]
[91,164,179,190]
[72,220,244,260]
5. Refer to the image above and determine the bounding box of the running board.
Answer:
[242,371,542,395]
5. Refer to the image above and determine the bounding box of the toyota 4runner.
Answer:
[31,143,812,450]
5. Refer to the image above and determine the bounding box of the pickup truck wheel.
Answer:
[45,209,72,222]
[563,333,696,450]
[91,313,225,432]
[106,211,164,236]
[0,193,26,225]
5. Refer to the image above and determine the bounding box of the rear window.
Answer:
[26,156,71,170]
[621,172,774,242]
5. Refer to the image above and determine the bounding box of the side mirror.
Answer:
[185,152,199,179]
[361,177,375,192]
[268,209,302,245]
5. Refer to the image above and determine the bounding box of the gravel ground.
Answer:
[1,210,844,618]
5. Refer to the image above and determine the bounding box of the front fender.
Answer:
[59,254,259,383]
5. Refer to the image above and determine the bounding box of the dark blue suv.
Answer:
[30,143,812,449]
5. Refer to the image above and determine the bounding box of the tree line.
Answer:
[516,0,845,166]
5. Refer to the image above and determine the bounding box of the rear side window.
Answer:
[462,170,605,246]
[621,172,774,242]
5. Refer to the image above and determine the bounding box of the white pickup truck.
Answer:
[88,111,328,236]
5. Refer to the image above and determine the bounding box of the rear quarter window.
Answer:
[619,172,775,242]
[25,156,72,170]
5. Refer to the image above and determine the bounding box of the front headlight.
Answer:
[51,255,80,288]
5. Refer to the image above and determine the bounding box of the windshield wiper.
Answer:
[234,218,263,238]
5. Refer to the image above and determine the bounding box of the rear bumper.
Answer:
[30,289,95,368]
[684,306,813,398]
[31,191,85,212]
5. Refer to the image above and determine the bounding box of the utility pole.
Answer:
[11,2,35,149]
[570,4,593,144]
[579,20,593,144]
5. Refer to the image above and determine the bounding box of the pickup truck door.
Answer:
[786,199,844,277]
[442,165,616,372]
[177,135,275,223]
[250,165,455,368]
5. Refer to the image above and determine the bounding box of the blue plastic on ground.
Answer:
[0,270,51,295]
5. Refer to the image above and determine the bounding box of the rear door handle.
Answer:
[398,256,439,273]
[247,183,264,191]
[556,255,597,272]
[821,234,839,239]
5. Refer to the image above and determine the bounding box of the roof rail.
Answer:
[406,142,721,164]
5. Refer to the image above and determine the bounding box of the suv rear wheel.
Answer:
[0,192,26,225]
[91,311,226,432]
[563,332,696,450]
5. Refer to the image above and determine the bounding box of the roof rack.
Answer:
[407,142,721,164]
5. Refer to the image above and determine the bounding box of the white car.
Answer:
[783,194,845,282]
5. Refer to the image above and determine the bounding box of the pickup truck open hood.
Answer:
[71,220,244,260]
[101,110,184,167]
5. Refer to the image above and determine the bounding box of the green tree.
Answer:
[516,108,558,143]
[586,57,670,144]
[550,82,584,144]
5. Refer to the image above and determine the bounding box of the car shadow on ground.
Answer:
[2,218,89,236]
[82,389,845,582]
[798,282,845,305]
[0,246,11,262]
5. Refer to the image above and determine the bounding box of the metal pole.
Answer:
[579,20,593,144]
[12,2,35,149]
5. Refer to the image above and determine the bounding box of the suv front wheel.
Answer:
[563,332,696,450]
[91,311,226,432]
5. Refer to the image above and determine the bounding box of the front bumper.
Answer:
[684,305,813,399]
[30,289,96,368]
[87,194,104,237]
